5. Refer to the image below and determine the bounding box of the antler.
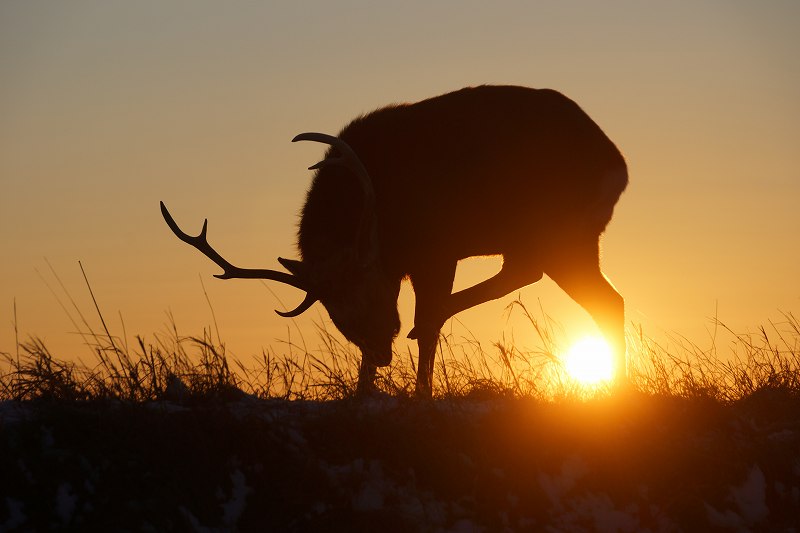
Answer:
[160,201,318,317]
[293,132,378,265]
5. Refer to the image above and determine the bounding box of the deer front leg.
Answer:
[414,324,439,397]
[409,262,457,397]
[356,360,378,395]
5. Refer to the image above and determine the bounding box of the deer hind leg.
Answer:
[408,256,545,341]
[409,262,457,397]
[409,256,545,396]
[546,240,627,384]
[445,257,544,319]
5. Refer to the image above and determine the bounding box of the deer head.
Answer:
[161,133,399,366]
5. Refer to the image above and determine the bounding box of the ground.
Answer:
[2,390,799,532]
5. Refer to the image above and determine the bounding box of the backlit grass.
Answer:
[2,297,798,404]
[2,294,799,531]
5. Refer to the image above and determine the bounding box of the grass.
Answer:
[2,282,799,531]
[1,293,798,404]
[2,310,799,531]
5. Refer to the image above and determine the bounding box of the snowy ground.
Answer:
[1,392,799,532]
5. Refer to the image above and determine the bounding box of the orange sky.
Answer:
[2,2,798,364]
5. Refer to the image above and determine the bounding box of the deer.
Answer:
[160,85,628,396]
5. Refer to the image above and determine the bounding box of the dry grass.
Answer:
[2,285,799,531]
[2,292,798,404]
[628,311,800,402]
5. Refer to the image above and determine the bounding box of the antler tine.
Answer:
[160,201,318,314]
[161,201,234,277]
[275,293,318,317]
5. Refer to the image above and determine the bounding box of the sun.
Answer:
[563,336,615,385]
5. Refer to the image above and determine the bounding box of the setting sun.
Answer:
[563,337,615,385]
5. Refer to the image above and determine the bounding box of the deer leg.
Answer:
[408,257,544,340]
[446,261,543,319]
[546,243,627,384]
[410,262,457,397]
[356,361,378,395]
[409,257,545,395]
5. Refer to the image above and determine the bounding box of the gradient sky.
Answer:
[2,1,798,363]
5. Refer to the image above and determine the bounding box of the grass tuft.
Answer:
[2,288,799,531]
[2,295,798,404]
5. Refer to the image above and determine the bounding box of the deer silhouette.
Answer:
[161,85,628,396]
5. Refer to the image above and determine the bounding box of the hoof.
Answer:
[414,382,433,399]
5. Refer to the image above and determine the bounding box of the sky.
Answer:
[1,1,798,364]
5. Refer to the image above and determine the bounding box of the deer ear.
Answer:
[278,257,309,279]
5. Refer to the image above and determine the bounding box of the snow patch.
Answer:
[567,493,639,532]
[538,455,588,505]
[55,483,77,525]
[179,506,214,533]
[2,498,26,530]
[352,461,386,511]
[731,465,768,524]
[178,469,251,532]
[221,469,251,527]
[706,464,768,530]
[538,457,644,532]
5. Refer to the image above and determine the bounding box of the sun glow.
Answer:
[563,336,615,385]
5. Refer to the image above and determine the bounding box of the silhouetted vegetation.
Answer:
[3,299,798,404]
[2,301,799,530]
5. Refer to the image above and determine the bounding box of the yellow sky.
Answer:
[1,2,798,363]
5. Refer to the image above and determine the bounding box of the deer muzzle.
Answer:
[363,346,393,367]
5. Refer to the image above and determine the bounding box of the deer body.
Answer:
[303,86,625,263]
[161,85,628,396]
